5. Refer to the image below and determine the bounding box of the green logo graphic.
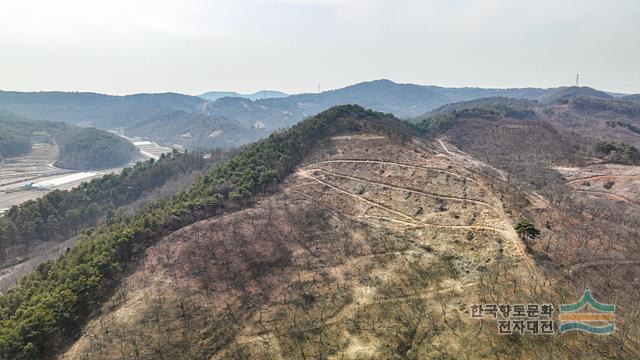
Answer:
[558,290,615,335]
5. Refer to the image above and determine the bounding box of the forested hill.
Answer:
[0,105,414,359]
[0,111,34,161]
[624,94,640,103]
[54,127,138,170]
[538,86,613,104]
[0,130,31,160]
[124,110,265,150]
[0,110,138,170]
[0,151,223,272]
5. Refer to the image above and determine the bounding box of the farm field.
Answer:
[131,140,172,160]
[0,139,171,215]
[110,131,174,160]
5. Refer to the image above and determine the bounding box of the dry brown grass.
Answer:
[60,133,640,360]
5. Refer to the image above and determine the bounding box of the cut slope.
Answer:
[61,132,534,360]
[61,127,638,359]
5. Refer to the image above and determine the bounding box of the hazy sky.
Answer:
[1,0,639,95]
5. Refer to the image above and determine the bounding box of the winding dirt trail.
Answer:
[229,139,540,355]
[433,141,534,270]
[307,168,494,207]
[437,139,509,182]
[566,174,640,186]
[310,159,479,185]
[299,141,535,271]
[437,139,467,162]
[566,259,640,274]
[574,190,640,206]
[298,168,420,224]
[297,168,510,234]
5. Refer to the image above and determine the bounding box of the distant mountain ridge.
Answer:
[0,80,630,150]
[0,91,208,128]
[198,90,289,102]
[623,94,640,103]
[0,91,251,149]
[538,86,613,104]
[204,79,550,131]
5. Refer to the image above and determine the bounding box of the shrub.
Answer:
[595,141,639,164]
[514,219,541,239]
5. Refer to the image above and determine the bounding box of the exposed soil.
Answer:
[60,134,638,360]
[557,163,640,206]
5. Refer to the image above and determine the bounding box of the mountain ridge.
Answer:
[0,81,633,152]
[205,80,601,132]
[198,90,289,102]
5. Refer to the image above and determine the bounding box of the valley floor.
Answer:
[0,139,171,215]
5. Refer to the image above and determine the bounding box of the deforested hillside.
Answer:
[418,106,594,188]
[418,99,640,289]
[418,89,640,162]
[1,105,637,359]
[548,97,640,147]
